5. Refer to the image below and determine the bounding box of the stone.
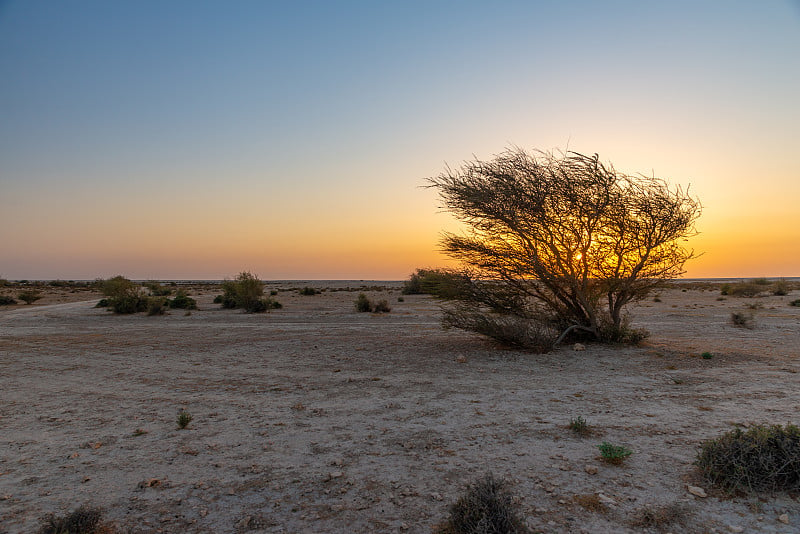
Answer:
[597,494,616,506]
[687,485,707,498]
[778,514,790,524]
[573,343,586,351]
[727,526,744,533]
[584,465,598,475]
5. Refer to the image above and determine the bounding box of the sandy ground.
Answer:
[1,282,800,533]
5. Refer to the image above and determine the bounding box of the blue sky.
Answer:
[1,1,799,279]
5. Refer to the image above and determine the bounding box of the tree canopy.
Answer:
[428,148,701,347]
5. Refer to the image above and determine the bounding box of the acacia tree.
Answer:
[428,148,701,348]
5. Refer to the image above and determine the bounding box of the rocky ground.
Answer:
[1,282,799,533]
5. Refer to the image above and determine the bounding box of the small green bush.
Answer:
[100,275,148,314]
[772,280,789,296]
[355,293,372,312]
[791,299,800,307]
[701,352,713,360]
[0,295,16,305]
[597,442,632,465]
[18,290,42,305]
[402,268,472,299]
[168,290,197,310]
[433,473,529,534]
[177,409,193,429]
[37,505,112,534]
[216,272,279,312]
[695,424,800,492]
[94,298,109,308]
[569,416,591,436]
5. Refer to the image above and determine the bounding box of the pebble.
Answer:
[597,494,616,506]
[573,343,586,351]
[727,526,744,533]
[778,514,790,524]
[687,485,707,498]
[584,465,598,475]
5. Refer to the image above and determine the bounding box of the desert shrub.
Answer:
[0,295,16,305]
[772,280,789,296]
[433,473,529,534]
[695,424,800,492]
[726,281,763,298]
[168,290,197,310]
[791,299,800,307]
[270,290,278,296]
[442,307,557,352]
[100,275,148,314]
[212,294,224,304]
[397,296,404,302]
[94,298,109,308]
[217,272,278,312]
[730,311,754,329]
[144,281,172,296]
[402,268,472,299]
[373,299,391,313]
[299,286,319,296]
[38,505,114,534]
[146,297,167,316]
[18,290,42,305]
[568,416,591,437]
[752,277,770,285]
[355,293,372,312]
[701,352,713,359]
[177,409,193,429]
[629,503,688,530]
[597,317,649,344]
[597,442,632,464]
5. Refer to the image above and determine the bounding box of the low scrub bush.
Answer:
[629,503,688,530]
[730,311,754,329]
[597,442,632,465]
[217,272,280,313]
[168,290,197,310]
[791,299,800,307]
[18,290,42,305]
[402,268,472,299]
[695,424,800,492]
[442,307,557,352]
[144,281,172,296]
[146,297,167,316]
[177,409,193,429]
[373,299,391,313]
[0,295,16,305]
[299,286,320,296]
[355,293,373,312]
[38,505,116,534]
[433,473,529,534]
[100,275,148,314]
[568,416,591,437]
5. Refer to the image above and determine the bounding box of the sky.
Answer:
[1,1,799,280]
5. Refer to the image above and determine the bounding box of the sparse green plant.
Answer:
[373,299,391,313]
[0,295,17,305]
[37,505,115,534]
[597,442,632,465]
[94,298,109,308]
[17,290,42,305]
[168,290,197,310]
[270,290,278,296]
[355,293,373,313]
[730,311,754,329]
[177,409,193,429]
[213,294,224,304]
[397,296,404,302]
[791,299,800,307]
[695,424,800,492]
[433,473,529,534]
[568,416,591,436]
[701,352,713,360]
[299,286,319,296]
[132,428,148,436]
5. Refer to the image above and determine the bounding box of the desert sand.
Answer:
[1,282,799,533]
